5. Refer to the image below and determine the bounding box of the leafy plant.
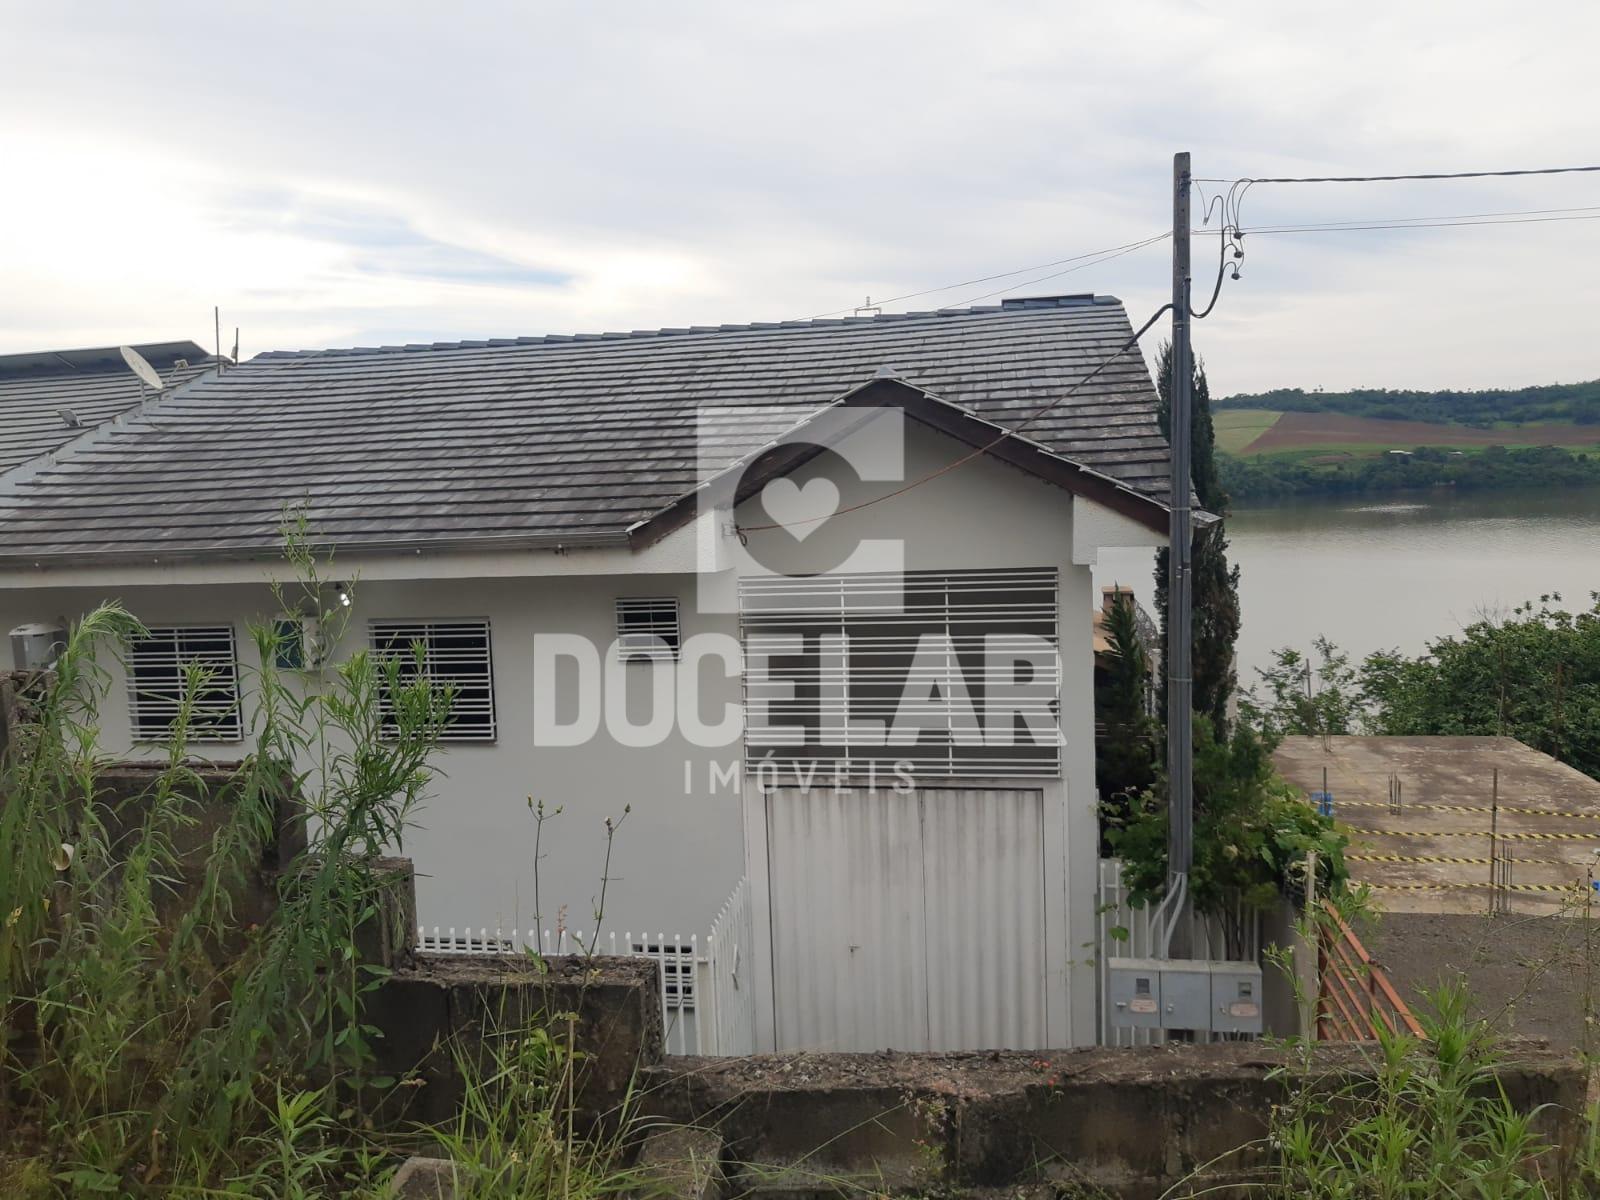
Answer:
[1249,593,1600,782]
[0,518,452,1194]
[1243,635,1364,741]
[0,515,667,1198]
[1105,717,1348,919]
[1237,983,1578,1198]
[1363,592,1600,781]
[433,1008,646,1200]
[223,1087,348,1200]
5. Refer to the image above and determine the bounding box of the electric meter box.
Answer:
[1107,957,1163,1030]
[1158,959,1214,1032]
[1109,958,1266,1034]
[1210,962,1265,1035]
[9,623,65,671]
[1108,958,1219,1032]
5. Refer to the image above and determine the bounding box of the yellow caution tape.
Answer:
[1345,828,1600,840]
[1367,881,1590,893]
[1329,800,1600,819]
[1348,853,1571,866]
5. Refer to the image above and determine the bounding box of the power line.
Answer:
[805,231,1169,319]
[1195,164,1600,184]
[738,300,1173,536]
[810,166,1600,321]
[1227,211,1600,235]
[936,233,1169,309]
[1193,204,1600,233]
[1181,200,1600,315]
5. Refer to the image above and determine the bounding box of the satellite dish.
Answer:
[119,346,165,393]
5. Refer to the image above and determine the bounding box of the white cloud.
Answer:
[1,0,1597,391]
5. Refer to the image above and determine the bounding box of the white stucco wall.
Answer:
[0,574,746,941]
[0,418,1162,1045]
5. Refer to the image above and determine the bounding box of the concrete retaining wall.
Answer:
[364,951,664,1129]
[643,1041,1586,1199]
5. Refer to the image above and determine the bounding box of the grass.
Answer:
[0,516,654,1198]
[1222,409,1600,460]
[1216,983,1597,1198]
[1214,408,1282,453]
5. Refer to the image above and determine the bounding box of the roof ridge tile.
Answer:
[251,293,1119,362]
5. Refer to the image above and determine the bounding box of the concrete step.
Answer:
[635,1126,727,1200]
[389,1155,456,1199]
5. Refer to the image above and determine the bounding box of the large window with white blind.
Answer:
[369,620,497,742]
[127,625,242,742]
[739,568,1061,780]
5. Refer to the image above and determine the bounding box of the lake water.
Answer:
[1093,487,1600,690]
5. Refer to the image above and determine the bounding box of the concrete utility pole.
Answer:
[1166,152,1195,919]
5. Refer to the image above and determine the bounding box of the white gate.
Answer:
[765,785,1049,1051]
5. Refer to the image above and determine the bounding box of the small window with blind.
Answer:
[127,625,242,742]
[369,620,497,742]
[616,597,680,662]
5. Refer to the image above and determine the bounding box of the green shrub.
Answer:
[1243,983,1584,1198]
[1105,717,1348,915]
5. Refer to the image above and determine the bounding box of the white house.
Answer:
[0,295,1174,1053]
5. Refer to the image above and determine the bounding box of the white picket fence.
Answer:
[1096,858,1262,1047]
[700,874,756,1056]
[416,877,755,1057]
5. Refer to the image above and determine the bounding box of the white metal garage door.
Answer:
[765,784,1048,1051]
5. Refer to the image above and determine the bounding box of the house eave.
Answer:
[0,527,636,572]
[630,376,1173,548]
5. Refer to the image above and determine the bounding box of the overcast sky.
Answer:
[3,1,1597,395]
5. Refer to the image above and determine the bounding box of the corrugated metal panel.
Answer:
[767,787,928,1051]
[922,788,1048,1049]
[766,785,1046,1051]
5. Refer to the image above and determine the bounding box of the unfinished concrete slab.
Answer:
[1274,736,1600,915]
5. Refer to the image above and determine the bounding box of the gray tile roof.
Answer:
[0,296,1172,563]
[0,342,212,472]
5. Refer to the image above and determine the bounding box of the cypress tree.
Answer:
[1153,342,1242,735]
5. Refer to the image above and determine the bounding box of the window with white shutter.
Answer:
[740,568,1060,780]
[369,620,496,742]
[616,597,680,662]
[630,938,697,1010]
[127,625,242,742]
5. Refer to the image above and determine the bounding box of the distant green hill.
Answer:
[1217,380,1600,426]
